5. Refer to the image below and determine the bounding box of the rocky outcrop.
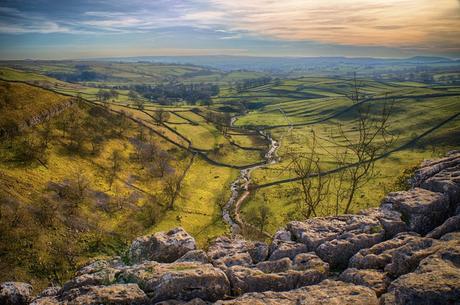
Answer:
[225,253,328,295]
[383,188,450,234]
[118,261,229,302]
[31,284,148,305]
[207,237,268,268]
[4,153,460,304]
[129,227,196,263]
[0,282,33,305]
[214,280,379,305]
[338,268,389,296]
[412,151,460,211]
[426,214,460,238]
[286,214,385,269]
[381,239,460,305]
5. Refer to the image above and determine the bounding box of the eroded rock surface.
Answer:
[383,188,450,234]
[207,237,268,269]
[225,253,328,295]
[118,261,229,303]
[129,227,196,264]
[0,282,33,305]
[339,268,389,296]
[32,284,147,305]
[214,280,379,305]
[383,239,460,305]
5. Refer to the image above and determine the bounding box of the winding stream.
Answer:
[222,116,281,235]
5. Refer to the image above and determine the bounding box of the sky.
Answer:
[0,0,459,59]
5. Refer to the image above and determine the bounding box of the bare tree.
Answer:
[290,131,330,218]
[332,75,396,214]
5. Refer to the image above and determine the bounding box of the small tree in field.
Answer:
[246,199,272,233]
[107,150,122,189]
[152,109,170,125]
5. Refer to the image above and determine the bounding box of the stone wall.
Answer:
[2,151,460,305]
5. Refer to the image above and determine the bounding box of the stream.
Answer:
[222,116,281,235]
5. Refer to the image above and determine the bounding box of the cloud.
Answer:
[203,0,460,50]
[0,0,458,55]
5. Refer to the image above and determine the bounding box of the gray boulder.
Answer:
[385,236,439,277]
[129,227,196,263]
[214,280,379,305]
[359,207,408,238]
[383,188,450,234]
[286,215,385,268]
[339,268,389,296]
[117,261,229,302]
[176,250,210,264]
[225,253,328,295]
[411,151,460,186]
[32,284,148,305]
[349,233,420,270]
[383,239,460,305]
[0,282,33,305]
[426,214,460,239]
[268,241,308,261]
[207,237,268,268]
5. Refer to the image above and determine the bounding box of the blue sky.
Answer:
[0,0,459,59]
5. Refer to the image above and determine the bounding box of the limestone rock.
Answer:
[176,250,210,264]
[349,233,420,270]
[359,207,408,238]
[62,267,118,292]
[383,188,450,234]
[385,237,439,277]
[153,298,208,305]
[383,239,460,305]
[0,282,33,305]
[59,284,147,305]
[129,227,196,263]
[226,253,328,295]
[117,261,229,302]
[420,161,460,207]
[338,268,389,296]
[32,284,148,305]
[286,215,385,268]
[75,257,124,276]
[255,258,292,273]
[36,287,61,298]
[426,214,460,239]
[441,231,460,241]
[411,151,460,186]
[214,280,379,305]
[268,242,308,261]
[207,237,268,268]
[292,253,329,272]
[272,230,292,242]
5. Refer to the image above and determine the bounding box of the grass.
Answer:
[0,80,236,289]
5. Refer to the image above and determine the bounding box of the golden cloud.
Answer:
[203,0,460,50]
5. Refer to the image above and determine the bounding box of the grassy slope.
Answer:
[0,80,235,289]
